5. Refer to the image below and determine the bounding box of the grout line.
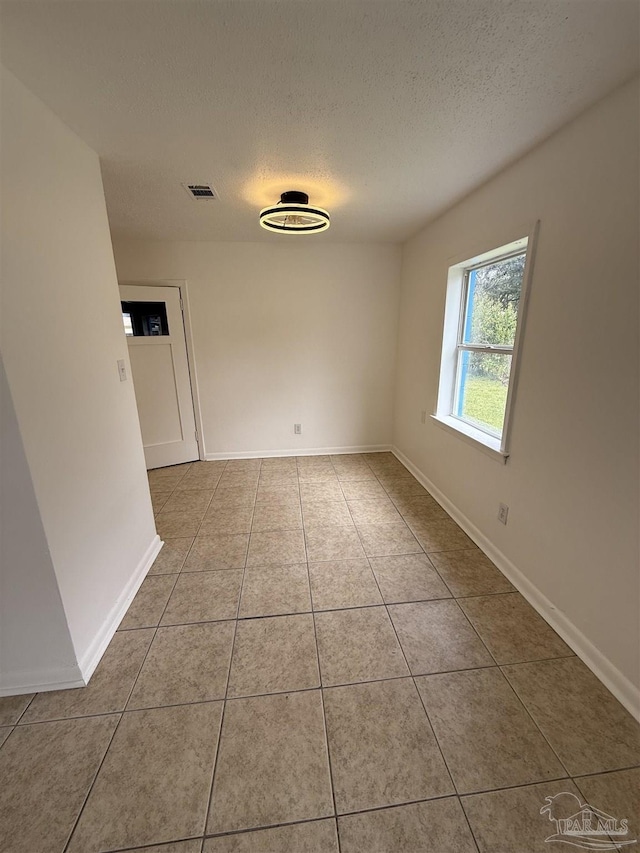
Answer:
[63,529,191,853]
[202,469,253,837]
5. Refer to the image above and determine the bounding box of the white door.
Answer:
[120,284,199,469]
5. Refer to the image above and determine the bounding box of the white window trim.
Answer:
[433,221,539,463]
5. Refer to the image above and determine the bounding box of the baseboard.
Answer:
[391,446,640,722]
[205,444,392,460]
[76,534,163,685]
[0,665,85,697]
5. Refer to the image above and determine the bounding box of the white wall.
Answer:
[0,356,81,692]
[1,67,158,690]
[113,241,402,456]
[393,78,640,711]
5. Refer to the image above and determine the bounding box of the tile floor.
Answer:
[1,452,639,853]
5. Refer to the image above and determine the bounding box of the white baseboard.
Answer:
[77,534,163,684]
[0,664,85,697]
[392,446,640,723]
[206,444,392,461]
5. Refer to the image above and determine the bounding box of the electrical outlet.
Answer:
[498,503,509,525]
[294,423,302,435]
[117,359,127,382]
[420,410,427,424]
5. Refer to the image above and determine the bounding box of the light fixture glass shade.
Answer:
[259,191,330,234]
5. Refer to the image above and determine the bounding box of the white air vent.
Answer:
[182,182,217,200]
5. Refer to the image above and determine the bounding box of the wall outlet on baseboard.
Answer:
[294,423,302,435]
[498,503,509,525]
[420,410,427,424]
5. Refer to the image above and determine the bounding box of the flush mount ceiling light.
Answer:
[259,191,330,234]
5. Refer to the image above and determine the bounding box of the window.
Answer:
[121,301,169,337]
[434,224,538,460]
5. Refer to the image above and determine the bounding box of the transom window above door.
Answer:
[121,301,169,337]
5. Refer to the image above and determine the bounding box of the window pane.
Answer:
[120,301,169,336]
[122,312,134,336]
[455,350,513,437]
[462,253,526,347]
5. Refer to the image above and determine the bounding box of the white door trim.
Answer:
[119,279,205,461]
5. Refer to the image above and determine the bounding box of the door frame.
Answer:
[119,279,205,461]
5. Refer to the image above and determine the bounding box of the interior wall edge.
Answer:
[77,534,163,684]
[391,445,640,723]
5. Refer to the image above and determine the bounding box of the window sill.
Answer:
[431,414,509,464]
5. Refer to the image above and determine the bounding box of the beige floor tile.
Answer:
[347,498,403,525]
[148,537,194,574]
[409,517,475,552]
[502,657,640,775]
[388,599,494,674]
[357,522,422,557]
[151,490,172,514]
[0,727,11,748]
[0,693,34,726]
[334,467,377,481]
[0,715,118,853]
[246,529,307,566]
[161,489,214,514]
[68,703,222,852]
[304,524,366,562]
[208,691,333,833]
[429,548,514,596]
[398,497,449,525]
[260,457,298,471]
[258,470,299,485]
[225,459,261,472]
[416,667,565,793]
[218,471,261,489]
[315,606,409,685]
[210,485,257,506]
[370,553,451,603]
[155,510,205,538]
[256,481,300,502]
[574,767,640,843]
[22,629,153,722]
[199,504,254,535]
[184,533,249,571]
[119,575,177,630]
[302,499,355,529]
[148,465,190,489]
[459,592,573,664]
[251,500,303,532]
[297,468,339,482]
[308,559,383,610]
[375,468,415,484]
[227,614,320,697]
[323,678,453,813]
[462,778,582,853]
[204,818,339,852]
[161,570,242,625]
[339,797,477,853]
[340,479,387,500]
[124,842,202,853]
[300,480,344,502]
[381,479,429,498]
[175,467,224,491]
[128,621,235,709]
[238,563,311,617]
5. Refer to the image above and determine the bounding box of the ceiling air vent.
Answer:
[182,182,217,200]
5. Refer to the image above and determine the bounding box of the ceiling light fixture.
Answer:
[259,191,330,234]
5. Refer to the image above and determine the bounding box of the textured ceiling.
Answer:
[1,1,638,243]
